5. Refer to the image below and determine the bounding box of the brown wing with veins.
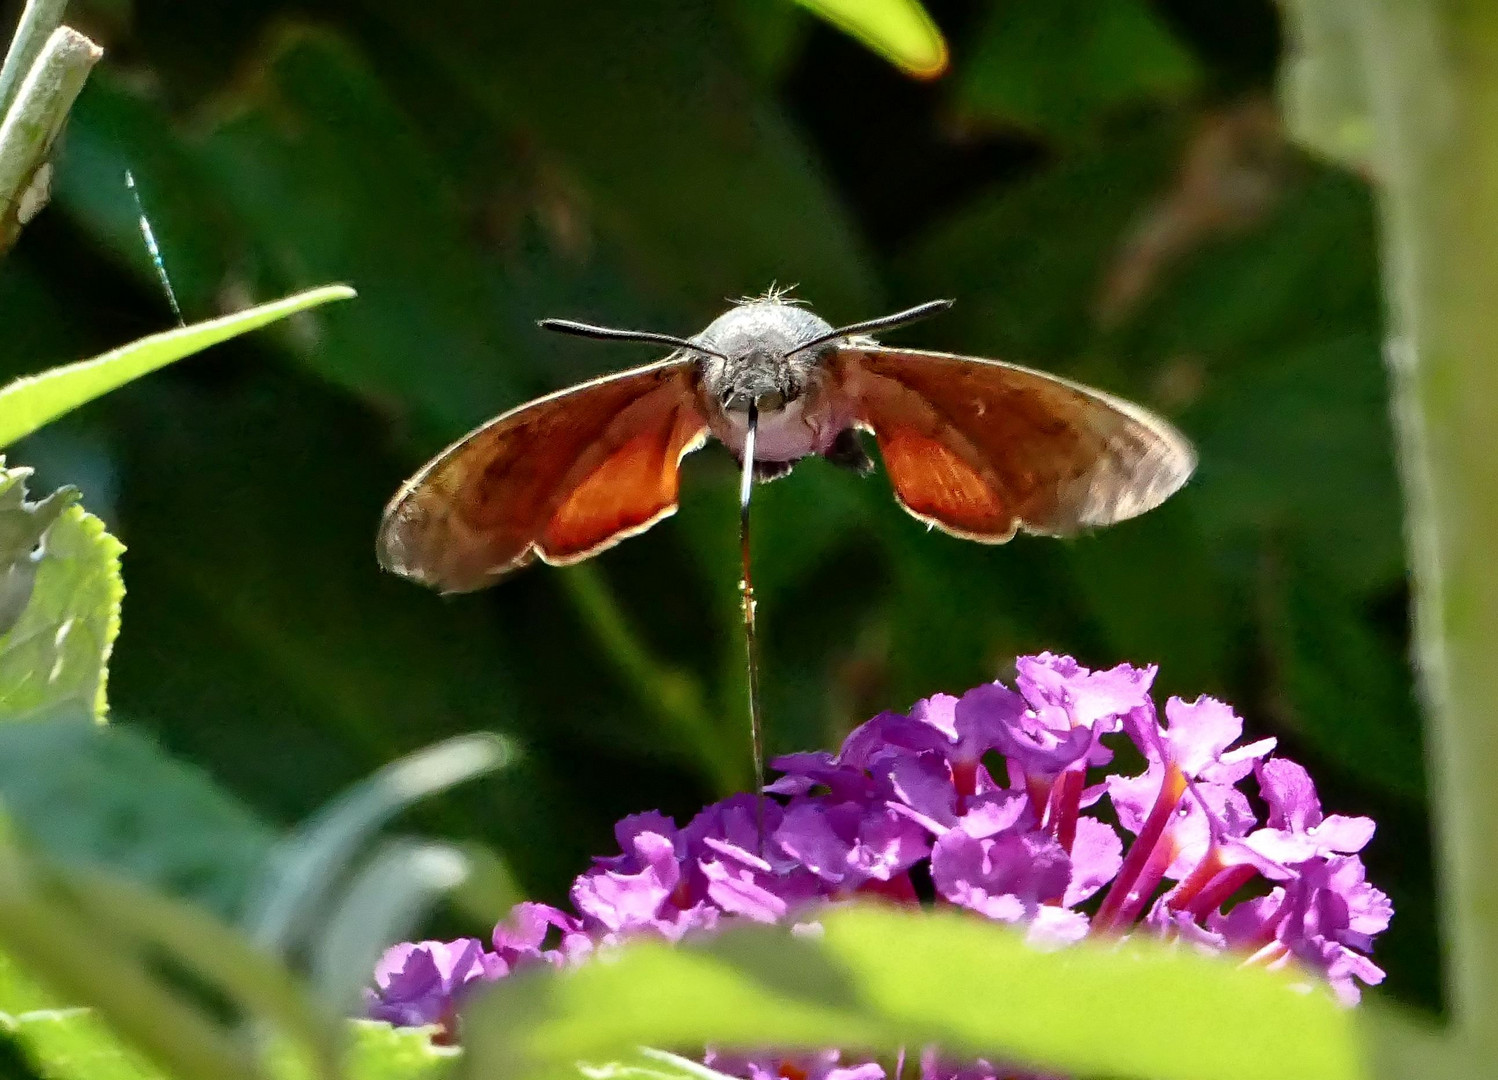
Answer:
[378,358,708,593]
[830,346,1195,542]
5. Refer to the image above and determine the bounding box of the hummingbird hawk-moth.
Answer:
[377,293,1195,592]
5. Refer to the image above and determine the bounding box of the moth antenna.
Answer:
[739,401,767,850]
[538,318,728,360]
[125,169,183,326]
[785,298,954,357]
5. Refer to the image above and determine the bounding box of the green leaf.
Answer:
[360,0,877,316]
[0,838,262,1080]
[1275,0,1375,173]
[4,1005,168,1080]
[0,950,62,1016]
[461,904,1365,1080]
[1261,551,1424,802]
[0,467,77,635]
[3,1009,458,1080]
[580,1048,738,1080]
[105,367,631,889]
[0,718,276,915]
[51,73,239,321]
[957,0,1198,140]
[788,0,947,79]
[1186,333,1403,594]
[195,30,530,435]
[340,1022,455,1080]
[0,468,121,721]
[249,734,506,958]
[0,284,356,449]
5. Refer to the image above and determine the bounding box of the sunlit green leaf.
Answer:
[0,468,120,721]
[340,1022,456,1080]
[580,1047,738,1080]
[788,0,946,78]
[0,285,356,449]
[461,905,1364,1080]
[4,1005,166,1080]
[0,950,62,1016]
[3,983,455,1080]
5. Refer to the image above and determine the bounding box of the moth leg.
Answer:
[751,458,796,483]
[822,428,874,475]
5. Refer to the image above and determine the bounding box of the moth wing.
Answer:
[378,358,708,593]
[829,346,1195,542]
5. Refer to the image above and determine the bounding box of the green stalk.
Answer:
[0,24,100,252]
[1280,0,1498,1059]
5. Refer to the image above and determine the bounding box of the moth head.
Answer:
[695,300,834,415]
[537,295,956,416]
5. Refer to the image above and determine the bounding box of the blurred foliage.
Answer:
[463,906,1361,1080]
[0,0,1435,1016]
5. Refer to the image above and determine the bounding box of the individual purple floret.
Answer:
[367,652,1392,1074]
[364,938,500,1038]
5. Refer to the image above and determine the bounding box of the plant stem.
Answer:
[0,24,100,253]
[1281,0,1498,1059]
[0,0,69,116]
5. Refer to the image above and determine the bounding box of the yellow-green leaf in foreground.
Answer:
[0,284,356,449]
[789,0,947,79]
[461,904,1366,1080]
[0,467,121,720]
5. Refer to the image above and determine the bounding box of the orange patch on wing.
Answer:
[876,426,1009,538]
[540,407,695,561]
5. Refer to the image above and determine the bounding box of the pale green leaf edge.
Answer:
[788,0,947,78]
[61,500,122,720]
[0,284,358,449]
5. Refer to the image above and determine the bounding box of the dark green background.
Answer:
[0,0,1437,1012]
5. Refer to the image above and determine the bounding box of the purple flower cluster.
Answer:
[367,654,1392,1069]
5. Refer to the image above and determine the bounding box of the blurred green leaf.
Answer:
[1063,500,1235,697]
[198,28,528,435]
[53,74,238,320]
[788,0,947,79]
[0,836,263,1080]
[957,0,1198,140]
[1187,333,1402,594]
[3,1004,166,1080]
[336,1022,456,1080]
[726,0,810,84]
[0,468,120,721]
[1262,549,1424,802]
[361,0,878,316]
[0,285,356,449]
[898,121,1180,361]
[581,1048,737,1080]
[250,735,501,943]
[0,949,61,1016]
[106,368,597,888]
[0,717,275,915]
[1274,0,1374,174]
[4,1008,460,1080]
[461,904,1363,1080]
